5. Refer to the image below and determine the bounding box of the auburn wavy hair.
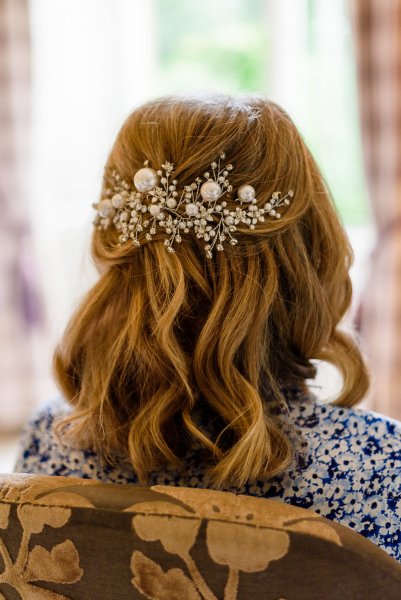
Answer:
[54,94,369,487]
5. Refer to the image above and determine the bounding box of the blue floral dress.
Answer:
[14,389,401,562]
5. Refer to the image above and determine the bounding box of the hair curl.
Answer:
[54,94,369,487]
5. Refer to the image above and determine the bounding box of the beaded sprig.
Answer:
[93,153,293,258]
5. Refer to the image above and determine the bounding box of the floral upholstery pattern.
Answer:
[0,474,400,599]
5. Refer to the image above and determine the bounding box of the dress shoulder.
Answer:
[14,397,73,475]
[290,392,401,452]
[287,394,401,494]
[265,395,401,560]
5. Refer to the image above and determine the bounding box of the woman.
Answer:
[15,94,401,560]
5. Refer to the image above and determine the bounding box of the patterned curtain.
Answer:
[350,0,401,419]
[0,0,42,429]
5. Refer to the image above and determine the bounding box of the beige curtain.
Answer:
[0,0,42,429]
[350,0,401,419]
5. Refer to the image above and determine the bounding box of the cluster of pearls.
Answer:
[93,154,293,259]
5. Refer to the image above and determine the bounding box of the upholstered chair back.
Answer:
[0,474,400,599]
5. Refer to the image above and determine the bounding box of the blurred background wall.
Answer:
[3,0,400,438]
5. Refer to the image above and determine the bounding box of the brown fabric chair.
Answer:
[0,474,399,599]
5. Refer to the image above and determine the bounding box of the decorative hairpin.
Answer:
[93,153,293,258]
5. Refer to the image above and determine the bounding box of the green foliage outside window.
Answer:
[155,0,369,224]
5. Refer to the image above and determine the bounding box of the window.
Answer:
[154,0,369,224]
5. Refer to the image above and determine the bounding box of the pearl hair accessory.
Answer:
[93,153,294,259]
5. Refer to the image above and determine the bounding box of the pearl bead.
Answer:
[148,204,160,216]
[166,197,177,209]
[200,180,221,202]
[186,203,199,216]
[133,167,158,193]
[225,215,235,225]
[238,184,256,202]
[111,193,125,209]
[98,199,115,218]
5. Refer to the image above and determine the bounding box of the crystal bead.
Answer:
[166,197,177,209]
[111,194,125,209]
[149,205,161,216]
[186,203,199,217]
[98,199,115,218]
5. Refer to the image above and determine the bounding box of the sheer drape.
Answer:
[0,0,42,428]
[350,0,401,419]
[27,1,155,400]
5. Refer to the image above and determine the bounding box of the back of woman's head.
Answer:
[54,94,369,487]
